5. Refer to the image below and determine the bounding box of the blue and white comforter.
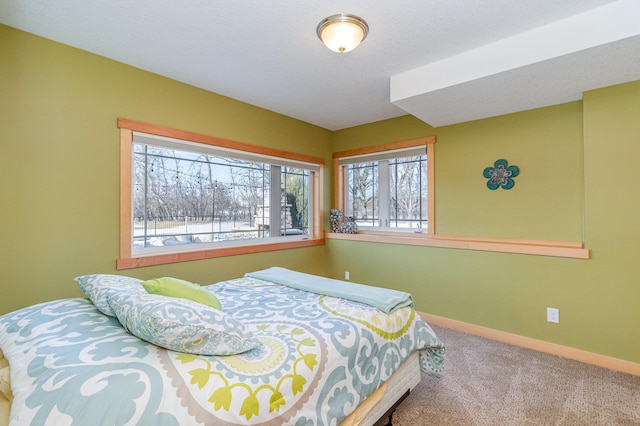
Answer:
[0,276,444,425]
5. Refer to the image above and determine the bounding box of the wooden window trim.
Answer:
[117,118,324,270]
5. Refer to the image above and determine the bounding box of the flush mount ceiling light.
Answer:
[316,14,369,53]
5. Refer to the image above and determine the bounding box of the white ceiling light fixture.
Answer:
[316,14,369,53]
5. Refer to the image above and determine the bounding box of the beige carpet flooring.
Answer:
[392,324,640,425]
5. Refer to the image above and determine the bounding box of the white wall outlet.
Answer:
[547,307,559,323]
[345,271,350,280]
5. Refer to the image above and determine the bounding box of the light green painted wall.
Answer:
[2,24,639,364]
[0,25,332,314]
[329,81,640,363]
[334,103,584,240]
[580,81,640,362]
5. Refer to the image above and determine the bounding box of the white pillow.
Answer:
[107,292,260,355]
[75,274,146,317]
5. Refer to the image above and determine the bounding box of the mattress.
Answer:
[341,350,421,426]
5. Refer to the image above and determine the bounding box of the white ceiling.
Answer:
[1,0,639,130]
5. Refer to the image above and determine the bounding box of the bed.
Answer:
[0,268,445,425]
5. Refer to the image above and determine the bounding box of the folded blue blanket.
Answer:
[244,267,413,314]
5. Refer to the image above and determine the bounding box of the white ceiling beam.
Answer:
[390,0,640,125]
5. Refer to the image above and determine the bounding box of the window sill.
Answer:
[324,231,589,259]
[117,237,324,269]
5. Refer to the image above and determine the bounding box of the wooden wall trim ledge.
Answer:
[420,312,640,377]
[117,238,324,269]
[325,232,589,259]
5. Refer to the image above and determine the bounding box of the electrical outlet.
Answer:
[547,307,559,323]
[345,271,350,280]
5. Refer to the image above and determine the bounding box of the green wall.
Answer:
[330,81,640,363]
[2,24,639,364]
[0,25,333,313]
[334,103,584,240]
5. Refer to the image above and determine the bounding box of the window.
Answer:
[118,119,324,269]
[334,137,435,235]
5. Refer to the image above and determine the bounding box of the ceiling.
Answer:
[1,0,639,130]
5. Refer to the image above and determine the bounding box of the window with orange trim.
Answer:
[334,137,435,235]
[117,119,324,269]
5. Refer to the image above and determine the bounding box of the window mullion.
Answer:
[143,146,149,248]
[378,160,390,228]
[270,166,281,236]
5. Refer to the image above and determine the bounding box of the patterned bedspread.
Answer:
[0,276,444,425]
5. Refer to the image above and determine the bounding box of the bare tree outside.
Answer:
[347,162,377,225]
[346,155,427,230]
[389,156,427,228]
[132,144,311,248]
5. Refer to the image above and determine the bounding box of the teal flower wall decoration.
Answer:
[483,159,519,190]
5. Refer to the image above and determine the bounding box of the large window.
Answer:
[118,119,324,269]
[334,137,435,235]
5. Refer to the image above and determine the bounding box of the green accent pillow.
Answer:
[141,277,222,311]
